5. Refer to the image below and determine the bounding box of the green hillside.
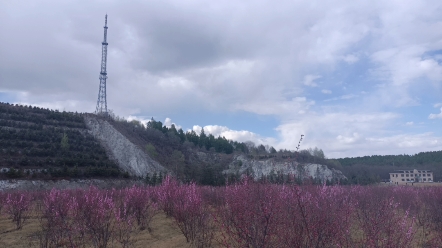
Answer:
[0,102,122,179]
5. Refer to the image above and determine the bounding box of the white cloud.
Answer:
[2,0,442,158]
[337,132,361,144]
[303,75,321,87]
[127,115,151,127]
[127,115,150,126]
[192,125,277,146]
[406,121,414,126]
[164,118,182,130]
[324,94,358,102]
[341,94,357,100]
[342,54,359,64]
[233,97,314,116]
[274,112,399,157]
[274,112,442,158]
[367,133,441,150]
[429,107,442,119]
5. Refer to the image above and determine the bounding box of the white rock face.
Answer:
[84,116,166,177]
[224,155,347,181]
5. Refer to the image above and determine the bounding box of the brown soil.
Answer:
[0,212,194,248]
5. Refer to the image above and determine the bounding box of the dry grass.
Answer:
[0,212,196,248]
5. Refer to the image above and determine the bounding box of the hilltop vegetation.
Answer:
[338,152,442,167]
[0,102,123,179]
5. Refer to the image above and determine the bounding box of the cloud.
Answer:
[192,124,277,146]
[337,132,361,144]
[127,116,151,127]
[429,107,442,119]
[324,94,358,102]
[274,112,442,158]
[406,121,414,126]
[1,0,442,158]
[342,54,359,64]
[303,75,321,87]
[233,97,315,116]
[164,118,182,130]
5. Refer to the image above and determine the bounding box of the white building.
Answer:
[389,169,433,183]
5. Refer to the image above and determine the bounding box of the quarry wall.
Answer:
[84,116,166,177]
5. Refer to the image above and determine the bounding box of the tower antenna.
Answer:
[95,14,109,116]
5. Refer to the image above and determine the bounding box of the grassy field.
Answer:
[0,212,193,248]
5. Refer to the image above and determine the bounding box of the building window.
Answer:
[424,179,427,181]
[428,174,431,176]
[401,174,404,177]
[402,179,404,181]
[406,174,409,177]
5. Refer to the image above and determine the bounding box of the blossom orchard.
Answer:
[2,178,442,247]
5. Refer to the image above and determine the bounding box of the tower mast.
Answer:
[95,14,109,116]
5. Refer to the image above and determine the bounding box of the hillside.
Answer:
[107,117,235,185]
[0,102,123,179]
[0,102,351,185]
[103,117,351,185]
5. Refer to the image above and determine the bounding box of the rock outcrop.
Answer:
[224,155,347,181]
[84,116,166,177]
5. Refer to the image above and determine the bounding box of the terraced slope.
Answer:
[0,102,122,179]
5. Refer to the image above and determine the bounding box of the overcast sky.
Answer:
[1,0,442,158]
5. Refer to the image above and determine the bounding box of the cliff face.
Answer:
[224,155,347,181]
[84,116,166,177]
[83,115,345,182]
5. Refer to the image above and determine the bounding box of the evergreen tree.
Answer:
[60,133,69,151]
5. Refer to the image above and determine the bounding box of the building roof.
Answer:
[390,170,432,173]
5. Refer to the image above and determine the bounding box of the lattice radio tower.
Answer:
[95,14,109,116]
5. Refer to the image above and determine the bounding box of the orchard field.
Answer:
[1,177,442,247]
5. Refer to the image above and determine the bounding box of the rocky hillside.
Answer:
[84,115,166,177]
[0,102,347,185]
[225,155,347,182]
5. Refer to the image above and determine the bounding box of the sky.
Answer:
[1,0,442,158]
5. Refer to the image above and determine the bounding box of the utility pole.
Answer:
[95,14,109,116]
